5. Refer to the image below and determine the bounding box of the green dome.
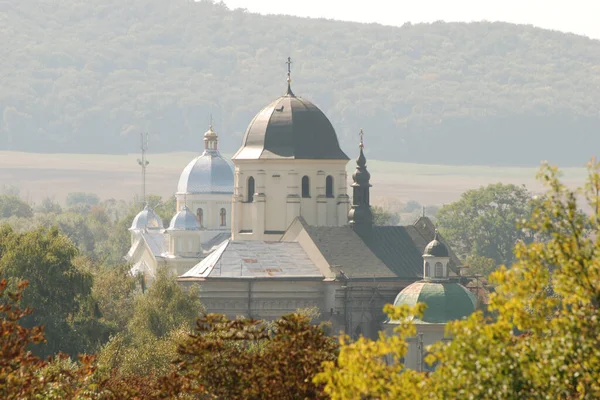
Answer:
[392,281,476,324]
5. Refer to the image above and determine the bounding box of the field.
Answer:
[0,151,589,208]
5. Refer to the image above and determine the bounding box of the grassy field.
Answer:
[0,151,588,207]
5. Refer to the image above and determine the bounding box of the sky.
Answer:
[222,0,600,40]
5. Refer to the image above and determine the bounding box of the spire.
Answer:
[203,117,218,153]
[285,56,295,97]
[348,129,373,237]
[137,132,149,206]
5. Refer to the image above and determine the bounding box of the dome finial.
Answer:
[204,116,218,152]
[359,128,365,149]
[285,56,295,97]
[357,129,366,167]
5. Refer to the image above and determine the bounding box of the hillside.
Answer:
[1,0,600,165]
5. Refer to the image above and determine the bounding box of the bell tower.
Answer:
[348,129,373,239]
[231,58,350,241]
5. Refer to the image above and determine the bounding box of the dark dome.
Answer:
[232,92,349,161]
[424,231,449,257]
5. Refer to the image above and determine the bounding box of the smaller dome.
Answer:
[424,231,449,257]
[392,281,476,323]
[177,154,234,195]
[130,205,164,231]
[204,125,218,140]
[168,206,201,231]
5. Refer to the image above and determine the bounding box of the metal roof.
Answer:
[301,220,455,280]
[143,231,169,257]
[167,206,201,231]
[232,93,349,161]
[392,281,476,324]
[129,205,164,231]
[180,240,324,279]
[177,151,234,195]
[303,225,398,279]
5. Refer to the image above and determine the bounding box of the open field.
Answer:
[0,151,589,207]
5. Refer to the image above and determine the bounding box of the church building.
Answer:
[126,59,472,338]
[125,123,232,279]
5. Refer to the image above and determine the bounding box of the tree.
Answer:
[372,205,400,226]
[36,197,63,214]
[165,313,339,399]
[147,195,177,228]
[66,192,100,209]
[316,159,600,399]
[0,225,94,356]
[463,254,497,278]
[0,195,33,218]
[96,266,203,377]
[436,183,534,268]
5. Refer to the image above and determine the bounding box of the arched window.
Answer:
[196,208,203,226]
[220,207,226,226]
[425,262,430,277]
[434,262,444,278]
[247,176,255,202]
[326,175,334,198]
[302,176,310,198]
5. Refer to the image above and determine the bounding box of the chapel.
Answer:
[125,59,473,338]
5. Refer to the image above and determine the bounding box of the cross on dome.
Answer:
[285,56,295,97]
[203,119,218,152]
[359,128,365,149]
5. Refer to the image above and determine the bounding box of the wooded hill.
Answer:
[1,0,600,166]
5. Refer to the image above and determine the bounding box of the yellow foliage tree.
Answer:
[316,159,600,399]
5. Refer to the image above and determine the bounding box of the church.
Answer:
[125,60,473,338]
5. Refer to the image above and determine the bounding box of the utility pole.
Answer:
[137,133,149,205]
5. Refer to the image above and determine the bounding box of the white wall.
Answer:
[232,159,349,240]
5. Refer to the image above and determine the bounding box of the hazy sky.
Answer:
[222,0,600,40]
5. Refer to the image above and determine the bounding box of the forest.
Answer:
[2,0,600,165]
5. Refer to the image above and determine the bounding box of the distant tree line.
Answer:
[2,0,600,165]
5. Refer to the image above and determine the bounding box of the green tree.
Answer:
[372,205,400,226]
[147,194,177,228]
[0,195,33,218]
[36,197,63,214]
[96,266,203,376]
[436,183,534,267]
[0,225,94,356]
[66,192,100,209]
[463,254,497,278]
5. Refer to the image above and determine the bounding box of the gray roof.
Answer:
[232,92,349,161]
[180,240,324,279]
[302,219,455,280]
[177,150,234,194]
[143,231,169,257]
[129,205,164,231]
[367,226,429,278]
[303,225,397,279]
[167,206,201,231]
